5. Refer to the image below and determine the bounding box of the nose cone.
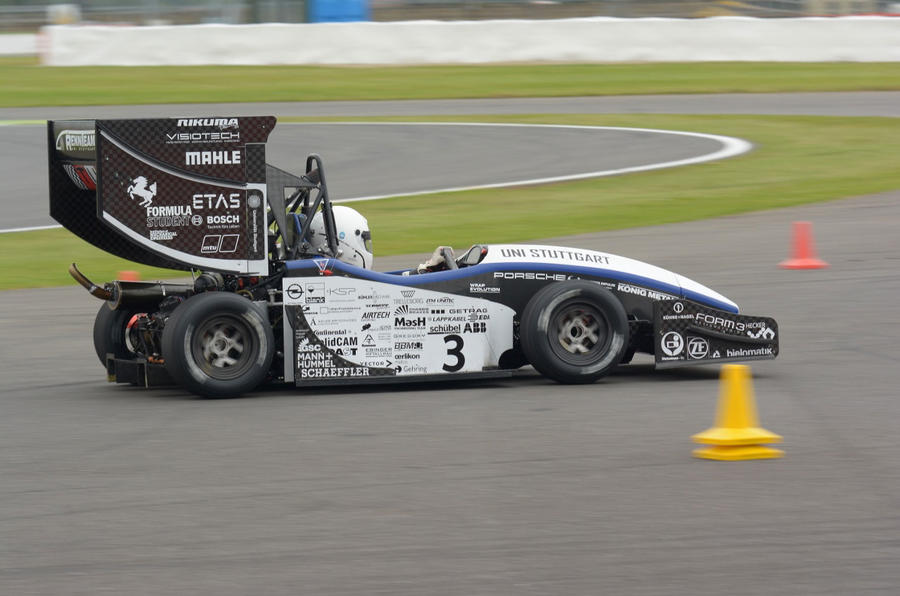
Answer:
[675,274,739,313]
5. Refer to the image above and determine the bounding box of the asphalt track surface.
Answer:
[2,94,900,595]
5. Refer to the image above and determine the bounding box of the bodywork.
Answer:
[48,116,778,392]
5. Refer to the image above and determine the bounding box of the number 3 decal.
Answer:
[442,334,465,372]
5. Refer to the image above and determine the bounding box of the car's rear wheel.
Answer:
[92,304,144,366]
[161,292,274,398]
[520,281,628,384]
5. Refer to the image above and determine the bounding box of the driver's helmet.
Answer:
[309,206,373,269]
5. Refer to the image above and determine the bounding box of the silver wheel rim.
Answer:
[549,302,611,365]
[191,315,256,380]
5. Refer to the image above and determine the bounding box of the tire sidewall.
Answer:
[162,292,274,398]
[520,281,629,384]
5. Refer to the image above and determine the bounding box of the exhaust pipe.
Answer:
[69,263,193,309]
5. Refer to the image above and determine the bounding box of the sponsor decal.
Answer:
[300,367,370,379]
[317,305,356,315]
[726,347,775,358]
[364,347,391,357]
[617,283,676,301]
[286,284,303,300]
[361,311,390,320]
[449,307,487,315]
[323,336,357,348]
[149,229,176,241]
[394,352,422,361]
[166,131,240,144]
[430,315,468,323]
[395,316,426,329]
[56,129,95,152]
[362,334,376,347]
[429,323,461,335]
[207,214,240,225]
[663,313,694,320]
[192,193,240,210]
[247,193,262,209]
[314,259,333,276]
[145,205,195,228]
[469,282,500,294]
[493,272,567,281]
[297,339,321,353]
[673,302,684,313]
[305,283,325,304]
[185,150,241,166]
[687,337,709,359]
[127,176,156,208]
[463,322,487,333]
[316,329,353,336]
[747,327,776,340]
[177,118,239,129]
[426,297,453,304]
[395,341,423,350]
[200,234,239,254]
[394,304,428,316]
[660,332,684,357]
[401,290,416,298]
[693,313,770,335]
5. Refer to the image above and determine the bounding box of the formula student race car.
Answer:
[49,116,779,398]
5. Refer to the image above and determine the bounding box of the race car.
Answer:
[49,116,779,398]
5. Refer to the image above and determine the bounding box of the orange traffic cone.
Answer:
[692,365,783,461]
[779,221,828,269]
[117,270,141,281]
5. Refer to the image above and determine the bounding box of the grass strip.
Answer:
[2,59,900,107]
[2,114,898,290]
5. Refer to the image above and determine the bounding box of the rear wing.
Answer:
[48,117,284,275]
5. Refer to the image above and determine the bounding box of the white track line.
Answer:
[0,122,751,234]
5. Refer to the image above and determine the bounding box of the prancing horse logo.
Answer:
[127,176,157,208]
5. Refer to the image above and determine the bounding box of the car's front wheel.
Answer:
[520,281,629,384]
[161,292,274,398]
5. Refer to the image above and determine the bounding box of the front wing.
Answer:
[653,300,778,368]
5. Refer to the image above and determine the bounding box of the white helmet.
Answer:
[309,206,373,269]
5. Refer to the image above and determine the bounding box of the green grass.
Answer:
[0,229,183,290]
[3,113,899,290]
[2,58,900,107]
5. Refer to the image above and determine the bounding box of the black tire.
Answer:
[519,281,629,384]
[161,292,274,398]
[92,304,143,366]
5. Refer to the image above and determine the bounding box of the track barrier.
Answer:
[40,17,900,66]
[692,364,783,461]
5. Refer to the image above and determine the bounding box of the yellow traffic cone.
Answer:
[692,364,783,461]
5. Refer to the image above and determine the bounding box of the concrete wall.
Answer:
[0,34,39,56]
[41,17,900,66]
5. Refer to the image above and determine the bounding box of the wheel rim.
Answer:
[124,314,144,355]
[548,301,612,365]
[191,315,258,380]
